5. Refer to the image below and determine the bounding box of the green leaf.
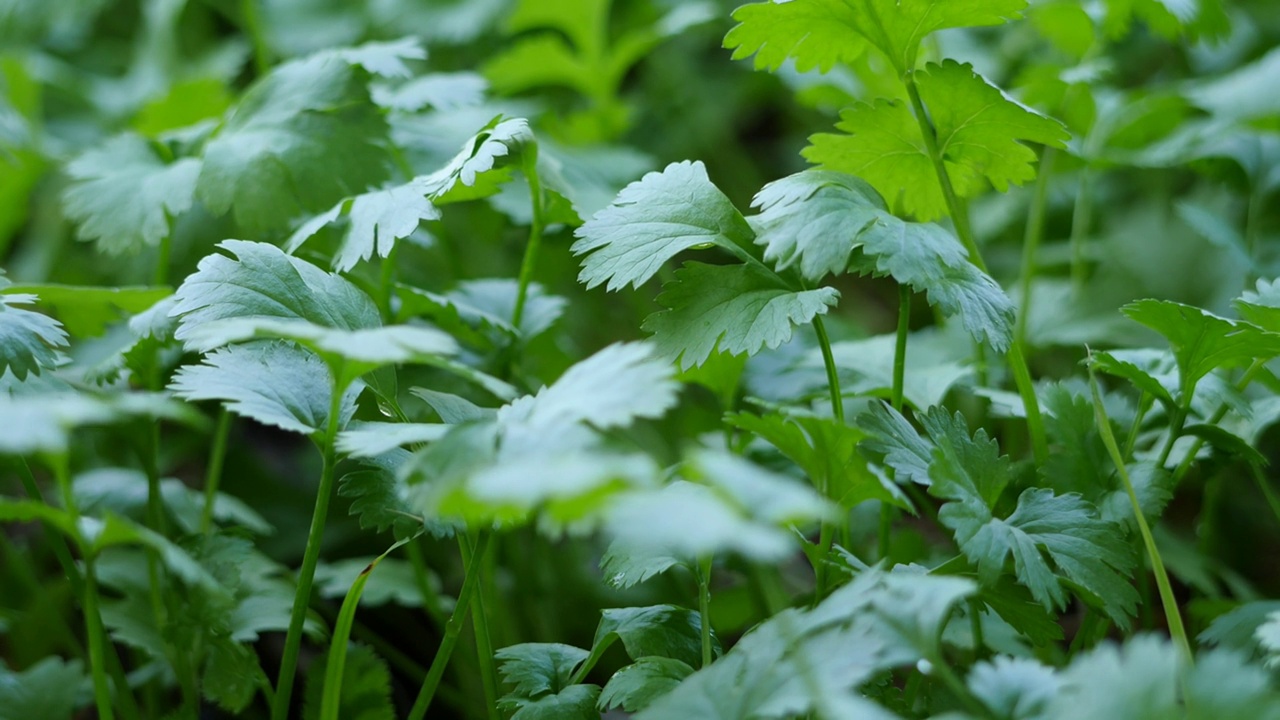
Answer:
[371,71,488,112]
[606,450,833,563]
[496,642,589,698]
[314,557,433,608]
[826,331,974,411]
[409,388,496,423]
[338,463,428,540]
[499,342,678,433]
[594,605,716,669]
[315,37,427,78]
[63,133,200,255]
[202,639,259,713]
[805,60,1069,221]
[726,0,1028,76]
[600,541,682,589]
[4,284,171,338]
[1122,299,1280,398]
[0,391,203,455]
[1045,635,1175,719]
[171,240,379,349]
[749,170,886,281]
[336,422,448,458]
[285,177,440,272]
[965,656,1060,720]
[72,469,272,536]
[500,684,601,720]
[422,116,533,203]
[169,341,361,437]
[301,645,394,720]
[196,54,392,233]
[1200,601,1280,656]
[748,169,1014,350]
[178,317,458,384]
[598,657,693,713]
[642,262,839,370]
[399,279,567,345]
[1102,0,1230,41]
[0,656,86,720]
[727,410,910,510]
[0,286,67,379]
[856,401,936,487]
[572,160,755,291]
[1235,277,1280,333]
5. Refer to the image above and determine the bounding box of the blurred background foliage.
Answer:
[2,0,1280,716]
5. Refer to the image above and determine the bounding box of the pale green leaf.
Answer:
[63,133,200,255]
[285,177,440,272]
[642,262,838,370]
[171,239,379,348]
[422,116,533,203]
[496,643,589,699]
[0,656,86,720]
[598,657,693,713]
[169,341,361,437]
[572,160,755,291]
[0,288,67,380]
[966,656,1060,720]
[371,72,488,112]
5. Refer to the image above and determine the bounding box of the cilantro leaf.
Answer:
[422,116,533,204]
[372,72,489,112]
[572,161,755,291]
[856,401,936,486]
[171,240,379,348]
[1122,299,1280,398]
[169,341,361,437]
[63,133,201,255]
[3,284,171,339]
[500,685,601,720]
[749,170,886,281]
[498,342,678,432]
[726,0,1028,77]
[600,542,682,589]
[593,605,715,669]
[0,285,68,379]
[748,169,1015,350]
[598,657,693,713]
[496,643,589,699]
[642,262,839,370]
[285,177,440,272]
[805,60,1068,221]
[966,655,1060,719]
[0,392,203,456]
[338,463,426,540]
[0,656,85,720]
[196,55,392,233]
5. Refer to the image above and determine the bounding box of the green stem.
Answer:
[811,316,844,423]
[512,149,546,332]
[697,557,714,669]
[200,410,232,536]
[378,244,400,324]
[1089,367,1193,663]
[1123,393,1153,463]
[51,454,116,720]
[460,533,501,720]
[153,230,172,287]
[1171,358,1265,484]
[271,381,346,720]
[967,598,986,659]
[892,284,910,412]
[1015,148,1055,349]
[903,73,1048,465]
[240,0,271,75]
[1155,405,1187,470]
[1069,169,1094,292]
[408,532,492,720]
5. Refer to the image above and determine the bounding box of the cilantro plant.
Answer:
[3,1,1280,719]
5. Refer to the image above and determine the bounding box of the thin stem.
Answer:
[153,230,172,287]
[1015,148,1056,349]
[811,316,844,423]
[892,284,911,412]
[697,557,714,669]
[52,454,116,720]
[512,149,546,331]
[1155,406,1187,470]
[378,244,400,324]
[903,73,1048,465]
[1123,393,1153,463]
[460,533,501,720]
[1089,368,1193,664]
[408,532,492,720]
[201,410,232,536]
[240,0,271,75]
[271,381,346,720]
[967,598,986,659]
[1171,358,1265,484]
[1069,169,1094,291]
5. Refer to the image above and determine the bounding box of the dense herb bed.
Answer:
[3,1,1280,718]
